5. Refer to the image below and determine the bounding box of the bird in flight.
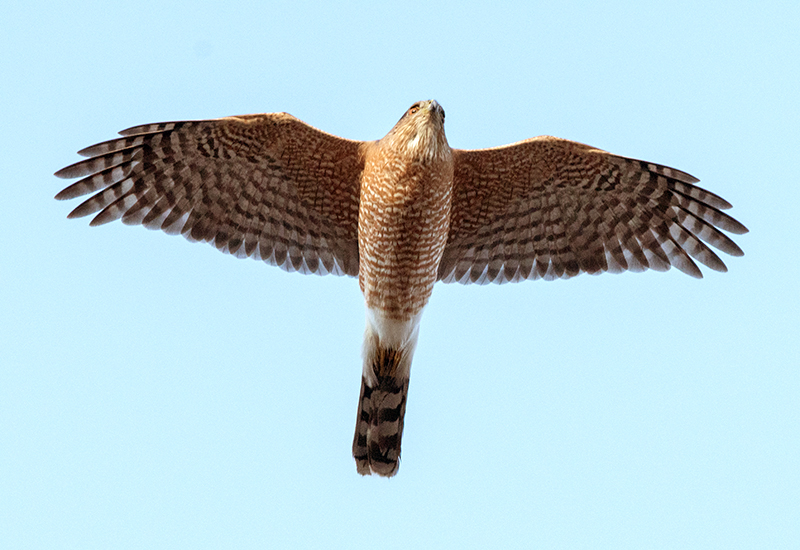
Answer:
[55,100,747,477]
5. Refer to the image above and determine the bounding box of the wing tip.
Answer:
[729,221,749,235]
[54,188,72,201]
[66,204,90,220]
[54,165,82,179]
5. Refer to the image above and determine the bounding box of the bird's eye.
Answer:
[409,103,421,114]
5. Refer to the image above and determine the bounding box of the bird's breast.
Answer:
[357,152,454,319]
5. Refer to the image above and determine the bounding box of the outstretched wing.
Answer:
[439,136,747,284]
[55,113,366,276]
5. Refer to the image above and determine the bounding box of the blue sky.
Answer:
[2,1,798,548]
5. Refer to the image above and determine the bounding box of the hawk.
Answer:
[55,100,747,477]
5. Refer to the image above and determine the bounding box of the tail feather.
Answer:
[353,346,411,477]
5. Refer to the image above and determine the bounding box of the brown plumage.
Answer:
[55,100,748,477]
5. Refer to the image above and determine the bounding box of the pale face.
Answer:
[385,100,450,161]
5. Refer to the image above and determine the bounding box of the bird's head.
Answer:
[384,100,450,161]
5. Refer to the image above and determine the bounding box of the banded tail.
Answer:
[353,314,419,476]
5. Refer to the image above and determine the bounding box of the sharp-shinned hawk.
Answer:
[55,100,748,476]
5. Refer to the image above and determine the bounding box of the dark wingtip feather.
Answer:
[670,250,704,279]
[54,163,86,179]
[729,219,749,235]
[53,168,69,179]
[54,188,73,201]
[66,205,89,219]
[681,264,704,279]
[726,241,745,257]
[55,179,92,201]
[118,121,181,136]
[89,214,113,227]
[66,193,108,220]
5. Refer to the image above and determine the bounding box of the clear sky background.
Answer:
[1,1,798,549]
